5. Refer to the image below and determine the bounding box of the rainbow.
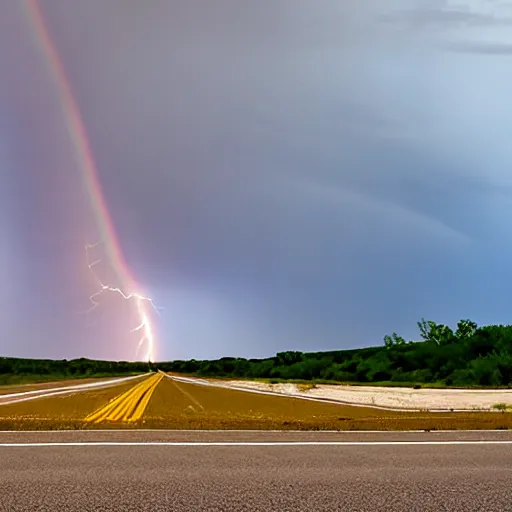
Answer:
[23,0,156,362]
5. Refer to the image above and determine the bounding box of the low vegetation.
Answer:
[493,403,512,412]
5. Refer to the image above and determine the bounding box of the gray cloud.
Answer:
[1,1,512,360]
[443,41,512,53]
[384,1,512,28]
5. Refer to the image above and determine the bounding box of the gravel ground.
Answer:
[225,380,512,411]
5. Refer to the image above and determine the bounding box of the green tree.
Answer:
[417,318,454,346]
[383,332,406,348]
[455,319,478,340]
[276,351,303,366]
[470,356,503,386]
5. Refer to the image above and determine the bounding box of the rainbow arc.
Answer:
[24,0,156,361]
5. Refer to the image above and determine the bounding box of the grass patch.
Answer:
[297,383,318,392]
[493,403,512,412]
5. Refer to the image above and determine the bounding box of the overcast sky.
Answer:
[2,0,512,361]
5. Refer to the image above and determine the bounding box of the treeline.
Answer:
[159,320,512,387]
[2,319,512,387]
[0,357,151,384]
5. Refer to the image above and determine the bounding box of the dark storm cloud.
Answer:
[2,1,512,360]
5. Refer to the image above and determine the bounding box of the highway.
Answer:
[1,430,511,511]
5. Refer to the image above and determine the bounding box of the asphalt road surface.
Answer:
[1,430,511,512]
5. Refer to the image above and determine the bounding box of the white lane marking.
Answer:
[0,374,148,405]
[0,441,511,447]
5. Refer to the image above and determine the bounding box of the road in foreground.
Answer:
[1,431,511,512]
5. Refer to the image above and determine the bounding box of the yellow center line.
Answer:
[84,377,152,423]
[128,377,162,423]
[84,373,163,424]
[103,379,154,422]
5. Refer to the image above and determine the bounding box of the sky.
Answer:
[2,0,512,361]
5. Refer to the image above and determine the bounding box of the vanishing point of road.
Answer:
[1,430,511,511]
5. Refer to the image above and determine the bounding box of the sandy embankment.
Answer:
[224,380,512,411]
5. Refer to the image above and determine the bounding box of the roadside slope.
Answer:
[203,378,512,411]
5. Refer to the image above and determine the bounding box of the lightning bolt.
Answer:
[84,243,159,363]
